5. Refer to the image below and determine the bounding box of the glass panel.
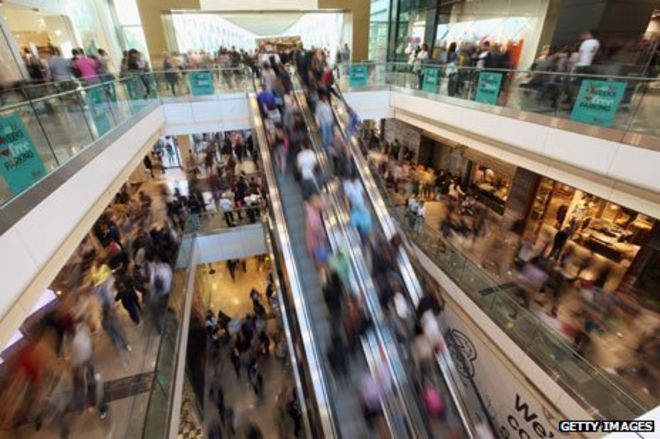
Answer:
[28,91,96,161]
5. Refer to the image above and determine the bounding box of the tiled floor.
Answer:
[196,259,293,438]
[197,257,269,318]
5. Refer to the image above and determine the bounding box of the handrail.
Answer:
[247,89,339,437]
[337,61,659,139]
[342,61,656,81]
[262,214,313,439]
[291,74,429,438]
[329,88,489,437]
[141,229,198,438]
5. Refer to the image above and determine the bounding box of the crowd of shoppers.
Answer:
[0,176,188,435]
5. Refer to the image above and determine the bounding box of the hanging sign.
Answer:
[188,71,215,96]
[475,71,503,105]
[422,67,439,92]
[87,86,111,136]
[0,114,46,195]
[570,80,626,127]
[348,65,368,87]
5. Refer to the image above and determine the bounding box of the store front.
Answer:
[526,177,656,292]
[424,135,514,214]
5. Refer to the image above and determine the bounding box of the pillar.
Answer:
[504,167,541,229]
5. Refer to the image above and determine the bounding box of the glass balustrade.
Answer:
[337,62,659,137]
[0,68,250,209]
[360,155,648,420]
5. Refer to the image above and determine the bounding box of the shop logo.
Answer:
[447,328,477,379]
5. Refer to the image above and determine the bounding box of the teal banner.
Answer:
[422,67,439,92]
[87,87,111,136]
[188,71,214,95]
[0,114,46,195]
[348,65,368,87]
[475,71,503,105]
[570,80,626,127]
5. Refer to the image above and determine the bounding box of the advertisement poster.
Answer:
[0,114,46,195]
[188,71,215,96]
[443,309,571,439]
[87,87,111,137]
[475,71,503,105]
[348,65,368,87]
[570,80,626,127]
[422,67,439,93]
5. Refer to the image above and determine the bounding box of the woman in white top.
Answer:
[413,43,429,89]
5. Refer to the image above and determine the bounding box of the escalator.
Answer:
[293,72,496,437]
[289,79,433,438]
[248,89,378,438]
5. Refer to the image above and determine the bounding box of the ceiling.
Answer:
[219,13,304,36]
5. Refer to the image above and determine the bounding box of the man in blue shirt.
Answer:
[256,83,276,117]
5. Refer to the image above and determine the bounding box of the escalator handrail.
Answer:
[330,87,491,438]
[247,90,339,438]
[291,74,430,439]
[262,215,313,439]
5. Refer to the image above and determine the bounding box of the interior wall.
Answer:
[318,0,369,60]
[136,0,200,64]
[448,0,552,69]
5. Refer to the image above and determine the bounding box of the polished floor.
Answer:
[197,257,294,438]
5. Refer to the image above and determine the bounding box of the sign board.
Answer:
[570,79,626,127]
[0,114,46,195]
[348,65,368,87]
[422,67,439,93]
[443,309,572,439]
[475,71,503,105]
[188,71,215,96]
[87,86,111,137]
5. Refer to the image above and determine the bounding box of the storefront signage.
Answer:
[422,67,439,93]
[348,65,368,87]
[475,71,503,105]
[570,80,626,127]
[87,86,111,137]
[188,71,215,96]
[0,114,46,195]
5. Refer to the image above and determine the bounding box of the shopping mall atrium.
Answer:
[0,0,657,437]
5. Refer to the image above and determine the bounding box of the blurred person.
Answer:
[315,92,335,150]
[70,322,107,417]
[47,47,75,89]
[73,50,99,84]
[162,53,179,95]
[148,255,173,332]
[101,304,131,353]
[305,195,330,266]
[297,142,319,200]
[413,43,429,89]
